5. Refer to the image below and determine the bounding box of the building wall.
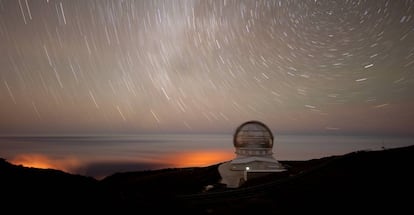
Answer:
[230,160,283,171]
[219,160,286,188]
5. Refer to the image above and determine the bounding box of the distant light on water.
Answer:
[168,150,234,168]
[10,153,80,173]
[1,134,413,179]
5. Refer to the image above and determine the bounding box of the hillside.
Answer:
[178,145,414,214]
[1,145,413,214]
[0,158,108,213]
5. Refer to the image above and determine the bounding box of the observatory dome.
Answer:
[233,121,274,156]
[219,120,285,188]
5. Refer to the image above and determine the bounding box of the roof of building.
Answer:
[233,121,274,149]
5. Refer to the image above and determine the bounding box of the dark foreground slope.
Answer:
[178,145,414,214]
[0,158,108,213]
[1,145,413,214]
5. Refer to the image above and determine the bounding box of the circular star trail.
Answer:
[0,0,413,135]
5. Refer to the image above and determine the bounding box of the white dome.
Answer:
[219,121,285,188]
[233,121,274,150]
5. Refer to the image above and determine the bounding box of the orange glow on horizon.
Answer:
[10,154,80,173]
[168,150,234,168]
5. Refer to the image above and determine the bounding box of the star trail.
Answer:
[0,0,413,135]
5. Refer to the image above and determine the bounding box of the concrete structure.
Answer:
[219,121,286,188]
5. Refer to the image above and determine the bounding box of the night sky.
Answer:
[1,0,413,136]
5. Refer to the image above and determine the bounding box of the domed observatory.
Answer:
[234,121,274,157]
[219,121,286,188]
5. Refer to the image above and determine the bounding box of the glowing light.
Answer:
[10,154,80,173]
[168,150,234,168]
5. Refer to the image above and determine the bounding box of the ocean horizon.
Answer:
[1,134,413,179]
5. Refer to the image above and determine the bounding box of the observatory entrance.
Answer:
[218,121,286,188]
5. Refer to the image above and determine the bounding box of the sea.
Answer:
[0,134,413,179]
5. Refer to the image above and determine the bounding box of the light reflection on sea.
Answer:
[0,134,412,179]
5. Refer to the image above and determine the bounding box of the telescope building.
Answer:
[218,121,286,188]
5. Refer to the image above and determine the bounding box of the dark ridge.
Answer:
[99,164,222,213]
[178,146,414,214]
[1,145,413,214]
[0,158,108,213]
